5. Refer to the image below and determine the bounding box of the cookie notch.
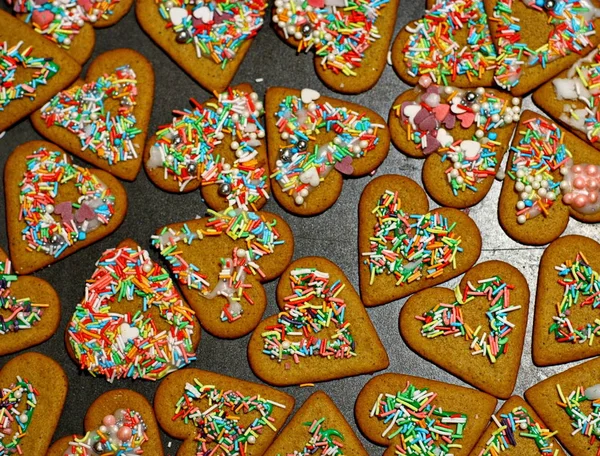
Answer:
[248,256,389,386]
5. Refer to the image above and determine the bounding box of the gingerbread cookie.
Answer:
[263,391,368,456]
[470,396,565,456]
[0,352,68,455]
[532,235,600,366]
[483,0,600,96]
[144,83,270,211]
[153,367,295,455]
[46,389,164,456]
[533,44,600,151]
[266,87,390,216]
[358,174,482,307]
[401,260,530,399]
[355,373,497,455]
[498,110,600,246]
[4,140,127,274]
[525,356,600,455]
[0,246,61,356]
[0,10,81,132]
[271,0,399,94]
[65,239,201,382]
[389,81,521,208]
[392,0,498,88]
[247,256,389,386]
[136,0,266,92]
[30,48,154,182]
[152,210,294,339]
[7,0,133,65]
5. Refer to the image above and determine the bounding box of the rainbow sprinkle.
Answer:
[284,418,345,456]
[362,190,463,287]
[551,252,600,345]
[556,384,600,445]
[479,406,558,455]
[272,94,382,206]
[0,377,38,455]
[417,276,519,364]
[370,382,467,455]
[0,258,46,335]
[273,0,389,77]
[40,65,140,165]
[493,0,598,90]
[260,267,355,365]
[18,147,115,258]
[173,378,287,454]
[67,246,197,382]
[158,0,267,66]
[0,40,59,110]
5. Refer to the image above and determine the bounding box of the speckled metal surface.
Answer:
[0,2,598,455]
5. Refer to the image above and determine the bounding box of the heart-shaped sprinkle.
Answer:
[458,111,475,128]
[54,201,74,224]
[435,128,454,147]
[0,377,38,453]
[299,167,320,187]
[461,139,481,160]
[192,5,213,22]
[417,114,437,132]
[433,103,450,121]
[31,9,54,27]
[301,88,321,104]
[75,203,96,224]
[443,113,456,129]
[422,134,441,155]
[119,322,140,341]
[169,7,188,26]
[413,107,431,126]
[334,156,354,175]
[402,103,421,127]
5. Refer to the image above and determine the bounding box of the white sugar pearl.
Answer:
[142,263,153,273]
[237,249,246,258]
[295,195,304,205]
[515,182,525,192]
[248,435,257,444]
[294,32,303,40]
[299,188,309,197]
[512,97,520,106]
[517,215,527,224]
[516,201,525,210]
[475,130,484,139]
[521,192,529,200]
[257,130,265,138]
[525,185,532,193]
[476,87,485,95]
[281,132,289,140]
[359,140,369,149]
[538,188,547,197]
[46,204,55,214]
[548,192,556,201]
[491,114,500,123]
[223,163,231,171]
[282,340,291,349]
[471,103,480,113]
[516,169,525,178]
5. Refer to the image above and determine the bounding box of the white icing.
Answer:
[147,144,165,170]
[585,384,600,400]
[205,257,248,318]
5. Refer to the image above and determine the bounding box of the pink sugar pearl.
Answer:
[117,425,132,441]
[102,415,116,427]
[574,195,588,208]
[574,176,586,189]
[586,164,599,176]
[563,193,573,204]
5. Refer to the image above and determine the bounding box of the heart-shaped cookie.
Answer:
[248,256,389,386]
[525,356,600,455]
[0,246,61,356]
[4,140,127,274]
[266,86,390,216]
[153,367,295,456]
[533,235,600,366]
[354,373,497,455]
[136,0,266,93]
[31,49,155,181]
[143,83,270,211]
[498,110,600,246]
[46,389,164,456]
[470,395,566,456]
[263,391,368,456]
[389,83,520,208]
[400,260,530,399]
[483,0,600,95]
[0,11,81,132]
[65,238,201,382]
[152,209,293,339]
[271,0,399,94]
[391,0,497,88]
[0,352,68,455]
[358,174,482,307]
[533,44,600,151]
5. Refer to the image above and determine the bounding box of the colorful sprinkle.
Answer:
[282,418,345,456]
[40,65,140,165]
[556,384,600,443]
[67,246,197,382]
[0,377,38,455]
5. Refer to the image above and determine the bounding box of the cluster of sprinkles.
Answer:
[397,80,520,195]
[272,90,382,206]
[478,406,558,455]
[40,65,140,165]
[260,268,355,366]
[146,88,267,202]
[0,41,59,110]
[0,258,47,335]
[18,147,115,258]
[63,409,148,455]
[9,0,121,49]
[67,246,197,382]
[402,0,497,84]
[0,377,38,455]
[286,419,345,456]
[370,382,467,455]
[362,190,463,287]
[158,0,267,65]
[492,0,600,90]
[172,378,287,454]
[556,383,600,446]
[550,252,600,345]
[272,0,389,77]
[417,276,520,364]
[152,208,283,323]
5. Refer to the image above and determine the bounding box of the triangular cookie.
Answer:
[248,256,389,386]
